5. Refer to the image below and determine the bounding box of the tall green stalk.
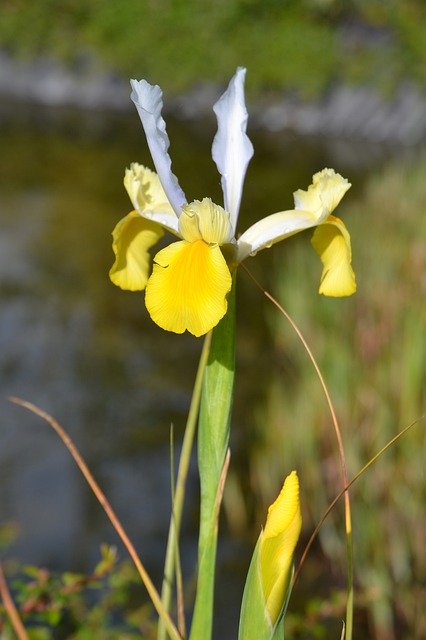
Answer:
[189,279,236,640]
[158,333,212,640]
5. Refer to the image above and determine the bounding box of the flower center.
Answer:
[179,198,233,245]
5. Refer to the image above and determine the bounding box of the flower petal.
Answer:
[294,168,351,222]
[311,215,356,296]
[260,471,302,626]
[145,240,232,337]
[141,209,180,235]
[109,211,164,291]
[236,209,317,262]
[179,198,233,244]
[130,79,187,216]
[212,67,254,234]
[124,163,171,212]
[124,163,180,234]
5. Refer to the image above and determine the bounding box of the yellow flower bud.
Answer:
[260,471,302,626]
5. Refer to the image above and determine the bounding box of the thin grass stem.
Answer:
[8,397,182,640]
[0,561,29,640]
[293,416,422,585]
[168,426,186,639]
[242,265,354,639]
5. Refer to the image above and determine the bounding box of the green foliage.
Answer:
[0,523,19,551]
[0,546,155,639]
[284,589,347,639]
[1,0,426,95]
[246,155,426,638]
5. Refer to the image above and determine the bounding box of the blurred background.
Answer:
[0,1,425,638]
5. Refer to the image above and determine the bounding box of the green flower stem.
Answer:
[189,278,236,640]
[158,332,212,640]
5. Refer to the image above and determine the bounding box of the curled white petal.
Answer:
[130,79,187,216]
[212,67,254,234]
[236,209,317,262]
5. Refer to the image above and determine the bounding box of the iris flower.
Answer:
[110,68,356,337]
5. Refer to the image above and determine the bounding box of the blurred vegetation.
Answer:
[2,128,423,637]
[1,0,426,96]
[242,156,425,639]
[0,545,158,639]
[0,37,425,631]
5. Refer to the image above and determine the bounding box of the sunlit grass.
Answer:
[245,155,425,638]
[1,1,426,96]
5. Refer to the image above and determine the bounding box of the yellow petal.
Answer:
[124,163,175,215]
[293,168,351,221]
[260,471,302,625]
[311,215,356,297]
[109,211,164,291]
[179,198,232,245]
[145,239,232,336]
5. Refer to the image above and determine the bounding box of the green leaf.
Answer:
[189,278,236,640]
[239,539,295,640]
[239,537,273,640]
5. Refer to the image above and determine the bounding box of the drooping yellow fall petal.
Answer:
[260,471,302,626]
[311,214,356,297]
[109,211,164,291]
[145,239,232,336]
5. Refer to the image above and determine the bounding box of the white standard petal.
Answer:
[236,209,317,262]
[212,67,254,235]
[130,79,187,216]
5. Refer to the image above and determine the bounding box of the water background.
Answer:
[0,101,413,637]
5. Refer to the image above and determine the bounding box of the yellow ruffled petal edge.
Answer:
[311,214,356,297]
[124,163,175,215]
[109,211,164,291]
[260,471,302,625]
[145,239,232,337]
[293,168,351,221]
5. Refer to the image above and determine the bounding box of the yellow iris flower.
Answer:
[110,68,356,337]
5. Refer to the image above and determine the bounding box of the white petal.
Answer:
[236,209,317,262]
[130,79,187,216]
[142,209,180,236]
[212,67,253,234]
